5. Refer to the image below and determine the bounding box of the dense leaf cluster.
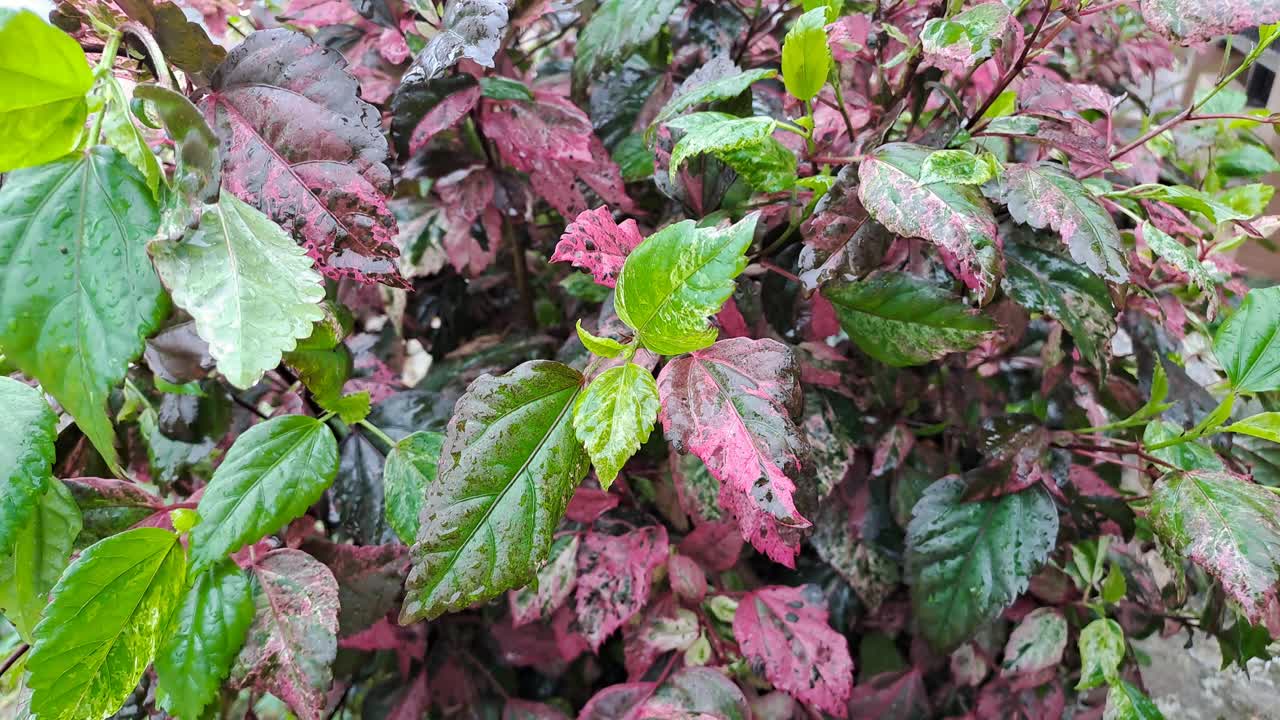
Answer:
[3,1,1280,719]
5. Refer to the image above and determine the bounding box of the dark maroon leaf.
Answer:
[301,539,408,637]
[846,669,930,719]
[116,0,227,77]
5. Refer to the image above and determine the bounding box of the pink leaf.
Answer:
[575,525,670,651]
[505,699,572,720]
[733,585,853,717]
[510,534,580,627]
[1140,0,1280,45]
[847,669,930,718]
[579,682,655,720]
[667,554,707,603]
[387,672,431,720]
[551,206,643,288]
[565,486,621,523]
[436,165,502,275]
[410,84,482,156]
[678,521,743,572]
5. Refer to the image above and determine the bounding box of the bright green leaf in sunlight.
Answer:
[0,9,93,171]
[574,362,661,487]
[781,8,832,102]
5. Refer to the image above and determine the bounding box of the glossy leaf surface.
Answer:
[1002,238,1115,369]
[0,479,80,643]
[781,8,832,102]
[1213,286,1280,393]
[382,430,445,545]
[0,377,57,555]
[573,362,661,486]
[0,9,92,171]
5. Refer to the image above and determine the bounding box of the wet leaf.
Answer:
[921,2,1011,72]
[920,149,995,186]
[404,0,508,82]
[510,533,580,627]
[666,113,796,192]
[574,362,661,486]
[115,0,227,76]
[383,430,445,545]
[0,9,92,172]
[576,525,669,650]
[389,74,480,157]
[132,84,221,237]
[1213,286,1280,393]
[572,0,683,90]
[303,540,408,636]
[1000,607,1067,676]
[651,60,775,128]
[63,477,163,549]
[0,479,80,643]
[0,377,57,556]
[551,206,644,289]
[1002,237,1115,370]
[1104,680,1165,720]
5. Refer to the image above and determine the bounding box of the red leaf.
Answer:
[505,699,572,720]
[678,521,743,572]
[492,615,571,671]
[846,669,930,718]
[387,672,431,720]
[657,338,811,567]
[201,29,407,288]
[575,525,669,651]
[551,206,643,288]
[733,585,853,717]
[410,84,482,156]
[667,554,707,603]
[565,486,621,523]
[435,165,502,275]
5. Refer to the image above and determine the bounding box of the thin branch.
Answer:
[0,644,29,680]
[965,2,1051,129]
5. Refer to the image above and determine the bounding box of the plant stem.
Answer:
[829,80,859,140]
[504,216,536,328]
[965,2,1050,129]
[357,419,396,448]
[88,31,124,147]
[120,20,173,90]
[0,644,28,680]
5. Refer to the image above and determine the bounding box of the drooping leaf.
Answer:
[233,549,339,720]
[401,361,591,622]
[0,147,167,472]
[190,415,340,573]
[906,477,1059,651]
[113,0,227,76]
[382,430,445,545]
[572,0,683,90]
[1104,680,1165,720]
[615,215,757,355]
[651,62,776,128]
[921,2,1011,72]
[0,9,93,172]
[997,162,1128,282]
[1140,0,1280,45]
[152,192,327,390]
[858,143,1001,297]
[665,112,795,192]
[26,528,187,720]
[574,362,661,487]
[1213,286,1280,393]
[0,479,80,643]
[200,29,406,287]
[1150,470,1280,624]
[781,8,832,102]
[657,338,811,567]
[0,377,57,556]
[1002,236,1115,369]
[576,525,669,651]
[510,533,580,627]
[155,560,256,719]
[733,585,853,716]
[403,0,508,82]
[551,206,644,288]
[287,345,370,425]
[823,272,996,367]
[1000,607,1068,676]
[1077,618,1125,690]
[132,84,222,238]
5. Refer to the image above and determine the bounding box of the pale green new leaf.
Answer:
[151,192,327,390]
[1104,680,1165,720]
[574,362,661,487]
[1077,618,1125,690]
[190,415,339,573]
[1226,412,1280,444]
[919,149,995,186]
[0,376,57,555]
[781,8,832,102]
[1111,184,1250,225]
[1000,607,1068,676]
[0,479,80,643]
[383,430,445,545]
[0,9,93,171]
[155,560,255,719]
[26,528,187,720]
[616,214,757,356]
[576,319,626,358]
[666,113,795,191]
[1144,420,1224,471]
[1213,286,1280,393]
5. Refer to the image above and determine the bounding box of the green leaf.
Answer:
[823,272,995,367]
[284,344,370,424]
[383,430,445,545]
[0,146,168,473]
[26,527,187,720]
[1142,221,1214,295]
[921,2,1010,69]
[189,415,339,573]
[1111,184,1250,225]
[1000,607,1068,675]
[94,78,163,199]
[1002,238,1115,370]
[616,215,756,356]
[666,113,795,191]
[906,477,1058,652]
[919,149,994,186]
[1143,420,1224,471]
[0,377,57,556]
[132,84,221,238]
[1151,470,1280,625]
[1104,680,1165,720]
[151,192,327,390]
[651,67,776,128]
[0,9,93,172]
[479,76,534,101]
[155,560,255,719]
[401,360,590,622]
[572,0,683,90]
[1226,412,1280,443]
[1213,286,1280,393]
[576,319,626,358]
[1218,182,1274,218]
[1077,618,1125,690]
[0,479,80,643]
[858,143,1000,297]
[781,8,832,102]
[574,362,661,487]
[1101,563,1127,603]
[1216,144,1280,178]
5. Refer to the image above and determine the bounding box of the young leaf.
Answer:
[190,415,340,573]
[382,430,445,545]
[401,361,591,622]
[651,62,776,128]
[1225,412,1280,443]
[0,376,57,555]
[26,528,187,720]
[1104,680,1166,720]
[1002,238,1115,370]
[0,147,168,473]
[1150,470,1280,625]
[781,8,832,102]
[0,9,93,172]
[551,206,643,288]
[576,525,669,650]
[403,0,508,81]
[906,477,1058,652]
[733,585,853,716]
[657,338,811,566]
[1142,222,1216,304]
[152,192,327,390]
[0,479,80,643]
[1000,607,1068,676]
[572,0,683,90]
[615,215,757,356]
[1077,618,1125,690]
[573,362,661,486]
[576,320,627,358]
[233,549,339,720]
[1140,0,1280,45]
[201,29,406,288]
[155,560,256,719]
[919,149,995,186]
[1110,183,1249,225]
[666,113,796,192]
[1213,286,1280,393]
[997,163,1128,283]
[858,143,1001,297]
[823,272,996,367]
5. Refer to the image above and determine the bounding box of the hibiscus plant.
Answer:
[4,0,1280,718]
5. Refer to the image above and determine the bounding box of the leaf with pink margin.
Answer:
[575,524,669,651]
[858,142,1001,300]
[232,549,339,720]
[389,74,481,157]
[301,539,408,637]
[637,667,752,720]
[509,533,580,627]
[551,206,644,288]
[847,669,930,718]
[435,165,503,275]
[678,520,743,572]
[1140,0,1280,45]
[579,682,656,720]
[732,584,853,717]
[387,672,431,720]
[201,29,407,288]
[657,338,812,567]
[504,699,571,720]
